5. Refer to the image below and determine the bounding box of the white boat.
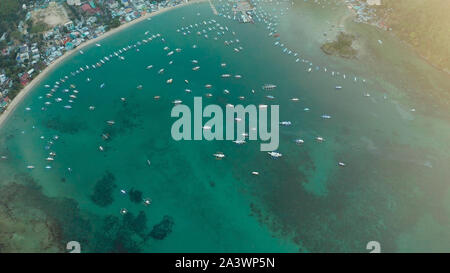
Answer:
[262,84,276,90]
[280,121,291,126]
[338,162,346,167]
[321,115,331,119]
[251,171,259,176]
[166,78,173,84]
[268,151,282,158]
[316,136,324,142]
[172,100,182,104]
[291,97,299,102]
[233,140,246,144]
[213,152,225,159]
[27,165,35,169]
[294,139,304,144]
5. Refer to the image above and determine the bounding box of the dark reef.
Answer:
[90,171,117,207]
[129,188,143,204]
[148,215,175,240]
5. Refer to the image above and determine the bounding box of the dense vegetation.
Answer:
[377,0,450,72]
[0,0,21,34]
[321,32,357,58]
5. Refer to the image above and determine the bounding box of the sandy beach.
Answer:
[0,0,205,129]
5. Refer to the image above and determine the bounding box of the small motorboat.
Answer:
[213,152,225,159]
[268,151,282,158]
[280,121,291,126]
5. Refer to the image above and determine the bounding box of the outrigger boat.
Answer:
[213,152,225,159]
[268,152,282,158]
[262,84,276,90]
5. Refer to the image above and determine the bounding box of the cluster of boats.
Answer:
[16,2,361,217]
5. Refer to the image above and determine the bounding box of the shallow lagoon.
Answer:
[0,1,449,252]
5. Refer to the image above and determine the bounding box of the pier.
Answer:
[208,0,218,15]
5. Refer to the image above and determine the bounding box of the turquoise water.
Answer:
[0,1,449,252]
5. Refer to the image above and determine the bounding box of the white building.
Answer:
[367,0,381,5]
[0,74,6,85]
[67,0,81,6]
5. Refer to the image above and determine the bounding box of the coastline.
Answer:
[0,0,205,129]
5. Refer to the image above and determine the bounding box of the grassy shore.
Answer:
[376,0,450,73]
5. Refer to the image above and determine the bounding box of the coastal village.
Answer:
[0,0,447,113]
[0,0,186,113]
[345,0,388,29]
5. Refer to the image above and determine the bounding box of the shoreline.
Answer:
[0,0,205,129]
